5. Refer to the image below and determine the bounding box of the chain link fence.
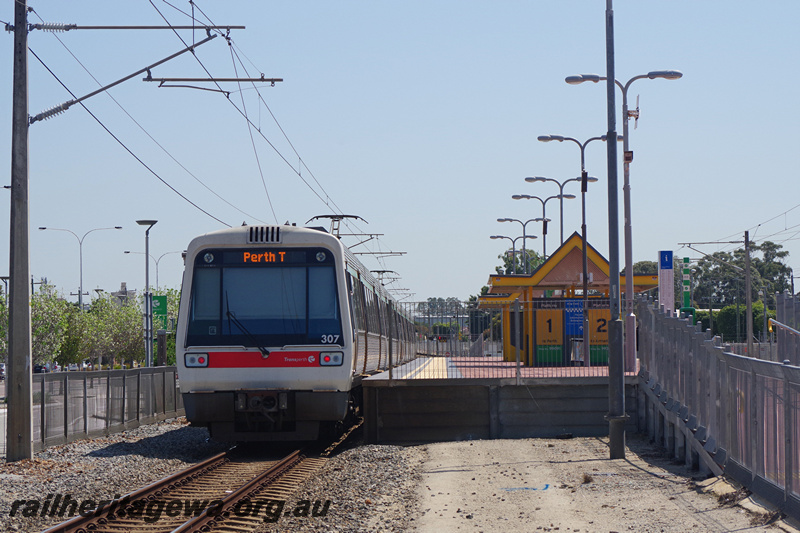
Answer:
[391,299,627,380]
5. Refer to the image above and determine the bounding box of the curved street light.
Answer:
[38,225,122,310]
[524,176,586,245]
[124,250,182,290]
[566,69,682,369]
[490,234,537,274]
[511,193,573,258]
[496,218,544,274]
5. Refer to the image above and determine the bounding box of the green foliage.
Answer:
[692,240,790,309]
[31,285,71,364]
[0,283,179,368]
[696,301,774,343]
[495,248,544,275]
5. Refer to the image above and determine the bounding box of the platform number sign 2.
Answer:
[588,309,611,345]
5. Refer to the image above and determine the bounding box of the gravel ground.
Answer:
[1,419,797,533]
[0,417,229,532]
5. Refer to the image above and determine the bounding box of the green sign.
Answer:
[152,295,168,330]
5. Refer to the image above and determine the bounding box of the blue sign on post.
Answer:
[565,299,584,336]
[660,250,673,270]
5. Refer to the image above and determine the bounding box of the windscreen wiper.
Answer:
[225,293,270,357]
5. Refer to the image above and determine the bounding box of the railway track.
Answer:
[41,448,326,533]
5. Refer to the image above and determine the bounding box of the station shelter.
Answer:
[478,232,658,366]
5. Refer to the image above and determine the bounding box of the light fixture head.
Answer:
[566,74,602,85]
[648,70,683,80]
[136,219,158,227]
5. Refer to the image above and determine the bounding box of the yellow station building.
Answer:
[478,232,658,366]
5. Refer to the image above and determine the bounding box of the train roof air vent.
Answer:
[247,226,281,244]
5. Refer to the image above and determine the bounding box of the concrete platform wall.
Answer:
[363,378,638,444]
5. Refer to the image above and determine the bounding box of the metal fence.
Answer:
[1,366,183,456]
[637,295,800,518]
[391,299,629,380]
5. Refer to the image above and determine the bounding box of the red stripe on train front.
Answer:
[208,351,320,368]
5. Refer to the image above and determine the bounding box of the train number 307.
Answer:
[321,334,340,344]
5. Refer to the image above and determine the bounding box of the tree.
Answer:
[80,294,145,369]
[495,248,544,275]
[31,284,70,365]
[632,260,657,275]
[752,241,792,303]
[692,240,788,310]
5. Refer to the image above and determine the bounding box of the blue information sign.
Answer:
[565,299,584,336]
[659,250,673,270]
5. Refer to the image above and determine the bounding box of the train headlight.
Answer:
[185,353,209,367]
[319,351,343,366]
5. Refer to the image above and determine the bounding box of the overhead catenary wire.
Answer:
[153,1,389,248]
[228,36,278,223]
[27,7,264,224]
[152,0,402,267]
[28,47,231,228]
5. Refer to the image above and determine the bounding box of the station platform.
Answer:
[362,355,639,445]
[369,354,634,380]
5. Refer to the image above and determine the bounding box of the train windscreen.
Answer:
[186,247,343,347]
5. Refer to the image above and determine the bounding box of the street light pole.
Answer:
[511,193,573,258]
[490,235,537,274]
[496,218,544,274]
[566,69,682,371]
[524,175,582,245]
[124,250,181,290]
[137,220,158,367]
[39,226,123,310]
[536,134,619,365]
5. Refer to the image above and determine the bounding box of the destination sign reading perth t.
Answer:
[243,251,286,263]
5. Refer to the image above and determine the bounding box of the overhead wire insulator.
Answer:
[29,101,75,124]
[32,22,77,32]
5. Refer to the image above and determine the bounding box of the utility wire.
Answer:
[189,2,379,246]
[29,7,266,225]
[228,38,278,223]
[156,0,399,263]
[29,47,231,227]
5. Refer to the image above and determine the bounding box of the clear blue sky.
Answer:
[2,1,799,303]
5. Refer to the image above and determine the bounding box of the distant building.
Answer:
[111,282,137,304]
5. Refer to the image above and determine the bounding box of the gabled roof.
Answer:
[483,231,658,298]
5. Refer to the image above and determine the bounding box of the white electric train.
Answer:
[176,223,416,441]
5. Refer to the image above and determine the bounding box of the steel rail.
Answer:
[171,450,306,532]
[41,450,231,533]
